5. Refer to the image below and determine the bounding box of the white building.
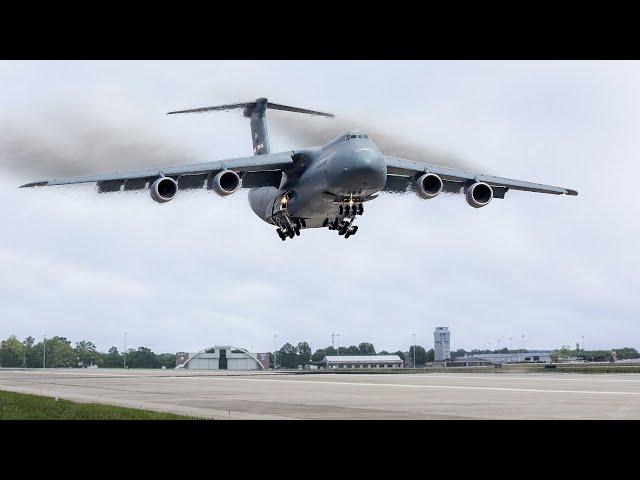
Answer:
[176,345,267,370]
[434,327,451,362]
[323,355,403,369]
[457,351,552,365]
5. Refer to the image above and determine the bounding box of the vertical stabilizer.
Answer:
[243,97,271,155]
[167,98,333,157]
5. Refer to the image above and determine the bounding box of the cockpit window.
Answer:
[350,135,357,139]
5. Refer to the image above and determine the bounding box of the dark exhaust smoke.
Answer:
[268,110,483,172]
[0,108,195,179]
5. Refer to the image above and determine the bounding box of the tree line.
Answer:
[550,346,638,363]
[3,334,637,369]
[273,341,438,368]
[0,335,175,369]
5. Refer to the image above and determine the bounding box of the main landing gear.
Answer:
[327,201,364,239]
[275,215,306,241]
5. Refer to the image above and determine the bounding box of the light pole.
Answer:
[336,334,340,357]
[273,334,278,370]
[412,333,416,369]
[521,334,525,362]
[582,335,585,352]
[123,332,127,369]
[509,337,512,362]
[43,335,46,369]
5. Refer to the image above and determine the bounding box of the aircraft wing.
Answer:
[384,155,578,197]
[20,151,294,191]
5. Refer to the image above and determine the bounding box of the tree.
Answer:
[394,350,406,362]
[277,343,299,369]
[102,346,123,368]
[343,345,360,355]
[426,348,435,362]
[156,353,177,369]
[44,337,76,368]
[358,342,376,355]
[296,342,311,366]
[75,340,98,367]
[126,347,157,368]
[408,345,428,366]
[312,346,336,362]
[0,335,25,367]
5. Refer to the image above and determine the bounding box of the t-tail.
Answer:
[168,97,334,156]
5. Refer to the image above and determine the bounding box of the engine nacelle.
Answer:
[465,182,493,208]
[150,177,178,203]
[416,173,443,199]
[212,170,241,196]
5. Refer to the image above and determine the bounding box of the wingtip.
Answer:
[566,189,578,196]
[20,181,48,188]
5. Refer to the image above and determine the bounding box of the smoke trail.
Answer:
[268,110,483,172]
[1,96,484,181]
[0,108,196,179]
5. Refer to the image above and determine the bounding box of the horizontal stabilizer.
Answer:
[167,98,334,117]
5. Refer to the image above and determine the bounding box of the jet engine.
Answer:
[150,177,178,203]
[465,182,493,208]
[416,173,443,199]
[212,170,241,196]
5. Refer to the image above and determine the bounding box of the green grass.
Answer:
[0,390,195,420]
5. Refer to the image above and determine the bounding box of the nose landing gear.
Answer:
[327,201,363,239]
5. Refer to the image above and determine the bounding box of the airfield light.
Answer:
[273,334,278,370]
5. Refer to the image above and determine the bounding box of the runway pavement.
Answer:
[2,368,640,419]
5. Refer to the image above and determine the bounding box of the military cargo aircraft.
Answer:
[21,97,578,240]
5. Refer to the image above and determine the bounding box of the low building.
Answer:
[322,355,403,369]
[456,351,552,365]
[176,345,267,370]
[451,356,493,367]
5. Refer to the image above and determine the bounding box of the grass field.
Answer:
[0,390,195,420]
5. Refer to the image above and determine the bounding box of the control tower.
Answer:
[434,327,451,362]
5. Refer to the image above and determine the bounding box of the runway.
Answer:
[2,368,640,419]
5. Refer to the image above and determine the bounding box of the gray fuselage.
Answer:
[248,131,387,228]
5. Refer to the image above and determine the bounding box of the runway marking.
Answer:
[346,374,640,383]
[197,377,640,396]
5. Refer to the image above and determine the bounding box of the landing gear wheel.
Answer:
[339,205,343,215]
[277,228,286,241]
[288,229,295,238]
[294,225,300,236]
[300,219,307,228]
[351,225,358,236]
[358,204,364,215]
[352,205,358,215]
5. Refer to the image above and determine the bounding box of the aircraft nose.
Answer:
[341,150,387,194]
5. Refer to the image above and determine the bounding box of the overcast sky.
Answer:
[1,61,638,354]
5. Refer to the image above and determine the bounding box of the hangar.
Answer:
[176,346,268,370]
